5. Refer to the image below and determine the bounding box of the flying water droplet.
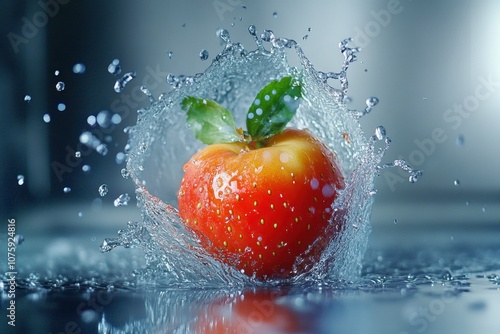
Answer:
[72,63,86,74]
[43,114,51,123]
[366,96,379,108]
[24,95,31,103]
[17,175,25,185]
[272,11,278,18]
[167,51,173,59]
[453,180,460,186]
[115,152,126,164]
[248,25,257,36]
[456,135,464,147]
[82,165,91,173]
[54,70,60,76]
[108,59,121,75]
[80,131,108,156]
[98,184,109,197]
[63,187,71,193]
[14,234,25,245]
[374,125,386,141]
[114,193,130,207]
[111,114,122,125]
[260,29,275,42]
[96,144,108,156]
[75,151,81,158]
[114,72,136,93]
[97,110,112,128]
[199,49,209,61]
[56,81,65,91]
[57,103,66,111]
[87,115,96,126]
[216,28,231,44]
[393,219,398,224]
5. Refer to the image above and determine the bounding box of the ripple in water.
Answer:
[102,27,394,287]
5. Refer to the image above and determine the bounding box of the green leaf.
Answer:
[246,76,302,139]
[182,96,242,145]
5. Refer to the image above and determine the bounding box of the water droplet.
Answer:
[114,193,131,207]
[115,152,126,164]
[56,81,65,91]
[121,168,130,179]
[366,97,379,107]
[97,110,112,128]
[78,211,83,217]
[216,28,230,44]
[111,114,122,125]
[24,95,31,103]
[393,219,398,224]
[96,144,108,156]
[114,72,136,93]
[260,29,275,42]
[272,11,278,18]
[82,165,91,173]
[456,135,464,147]
[199,49,209,61]
[75,151,81,158]
[108,59,121,75]
[14,234,25,245]
[43,114,51,123]
[63,187,71,193]
[57,103,66,111]
[374,126,386,140]
[482,206,486,213]
[453,180,460,186]
[73,63,86,74]
[17,175,25,185]
[167,51,173,59]
[248,25,257,36]
[98,184,109,197]
[54,70,60,76]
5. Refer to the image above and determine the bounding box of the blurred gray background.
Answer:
[1,0,499,230]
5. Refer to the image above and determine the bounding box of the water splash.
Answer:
[102,27,409,287]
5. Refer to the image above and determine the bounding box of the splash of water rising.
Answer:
[102,27,390,287]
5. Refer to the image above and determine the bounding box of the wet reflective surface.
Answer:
[2,206,500,334]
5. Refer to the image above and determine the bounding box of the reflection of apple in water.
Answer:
[196,290,307,333]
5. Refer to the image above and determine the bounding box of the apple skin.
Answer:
[178,128,345,280]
